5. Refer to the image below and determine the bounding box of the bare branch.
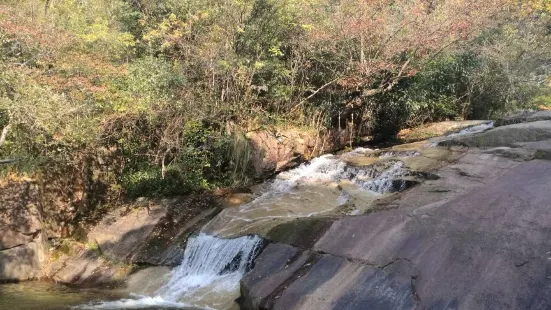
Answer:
[362,58,412,97]
[290,77,341,112]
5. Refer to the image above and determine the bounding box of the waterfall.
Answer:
[75,233,262,310]
[156,233,262,303]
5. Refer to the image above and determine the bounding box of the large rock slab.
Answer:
[130,200,221,266]
[240,243,312,310]
[274,256,415,310]
[86,204,166,263]
[45,242,130,287]
[241,244,416,310]
[439,120,551,148]
[496,110,551,126]
[245,159,551,309]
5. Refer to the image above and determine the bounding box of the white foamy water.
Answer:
[74,296,192,309]
[354,161,409,193]
[75,234,261,310]
[156,234,261,306]
[276,154,346,189]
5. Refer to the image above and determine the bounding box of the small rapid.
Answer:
[203,150,419,237]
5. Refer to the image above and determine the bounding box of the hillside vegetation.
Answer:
[1,0,551,225]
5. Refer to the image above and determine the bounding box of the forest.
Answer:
[1,0,551,220]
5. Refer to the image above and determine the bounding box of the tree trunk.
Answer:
[44,0,51,15]
[0,124,11,148]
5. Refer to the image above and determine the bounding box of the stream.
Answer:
[0,281,124,310]
[0,122,494,310]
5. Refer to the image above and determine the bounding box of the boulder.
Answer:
[0,237,46,282]
[45,243,130,287]
[87,195,222,266]
[246,127,349,178]
[86,203,167,264]
[0,181,47,282]
[45,195,223,286]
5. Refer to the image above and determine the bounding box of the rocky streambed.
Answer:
[241,113,551,310]
[2,112,551,309]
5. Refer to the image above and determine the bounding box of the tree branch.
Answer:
[290,77,340,112]
[362,58,412,97]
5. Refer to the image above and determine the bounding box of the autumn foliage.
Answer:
[0,0,550,215]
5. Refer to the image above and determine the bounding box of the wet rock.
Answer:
[219,192,255,208]
[131,204,221,266]
[275,154,304,173]
[123,266,171,296]
[240,243,313,310]
[267,218,334,248]
[398,120,490,142]
[376,150,421,158]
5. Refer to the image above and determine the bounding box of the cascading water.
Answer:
[76,148,418,310]
[156,233,261,307]
[352,161,410,193]
[203,151,418,237]
[76,234,262,310]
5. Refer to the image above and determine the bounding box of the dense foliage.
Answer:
[0,0,550,210]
